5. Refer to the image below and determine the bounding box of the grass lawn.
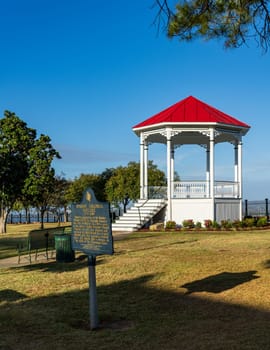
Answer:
[1,228,270,349]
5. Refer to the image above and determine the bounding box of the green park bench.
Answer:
[17,226,72,263]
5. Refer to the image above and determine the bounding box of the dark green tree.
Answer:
[65,173,107,205]
[98,168,115,201]
[0,111,36,233]
[22,134,61,229]
[105,161,166,212]
[64,168,115,205]
[155,0,270,51]
[48,176,70,224]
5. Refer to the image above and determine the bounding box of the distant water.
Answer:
[7,212,70,224]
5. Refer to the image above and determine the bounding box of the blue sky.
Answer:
[0,0,269,200]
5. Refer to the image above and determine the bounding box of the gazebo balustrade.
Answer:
[214,181,239,198]
[174,181,208,198]
[148,180,239,199]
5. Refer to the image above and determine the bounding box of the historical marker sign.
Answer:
[71,188,114,330]
[71,188,114,256]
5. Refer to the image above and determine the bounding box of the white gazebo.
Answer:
[132,96,250,225]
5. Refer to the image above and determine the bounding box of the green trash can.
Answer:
[55,234,75,263]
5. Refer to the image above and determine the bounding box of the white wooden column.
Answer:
[171,147,175,198]
[144,141,148,199]
[238,138,243,199]
[234,143,239,182]
[206,147,210,197]
[209,129,215,220]
[140,133,145,199]
[236,137,243,219]
[166,128,172,221]
[234,142,239,198]
[239,139,243,220]
[209,129,215,199]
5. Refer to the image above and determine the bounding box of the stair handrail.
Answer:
[137,198,151,226]
[137,186,166,226]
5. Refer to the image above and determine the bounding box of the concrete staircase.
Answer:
[112,199,166,232]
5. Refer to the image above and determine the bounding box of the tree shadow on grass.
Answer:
[0,289,28,302]
[1,273,270,349]
[181,271,259,294]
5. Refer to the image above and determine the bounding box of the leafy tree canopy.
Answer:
[0,111,36,204]
[47,175,70,224]
[105,161,166,211]
[21,134,61,229]
[0,111,37,232]
[0,111,60,232]
[64,170,114,204]
[155,0,270,51]
[23,134,61,203]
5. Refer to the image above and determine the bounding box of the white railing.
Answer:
[214,181,239,198]
[173,181,208,198]
[148,181,239,199]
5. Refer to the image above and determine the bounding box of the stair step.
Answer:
[114,219,142,225]
[112,226,136,232]
[111,199,166,232]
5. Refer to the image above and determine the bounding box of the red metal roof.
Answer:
[133,96,250,129]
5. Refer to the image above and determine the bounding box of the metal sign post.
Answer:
[88,255,98,330]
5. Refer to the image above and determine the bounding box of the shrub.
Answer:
[204,219,213,229]
[232,219,244,229]
[243,217,255,228]
[212,220,221,230]
[195,221,202,229]
[256,216,268,227]
[165,221,176,229]
[182,219,195,229]
[221,220,233,230]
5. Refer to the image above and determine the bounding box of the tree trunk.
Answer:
[57,211,61,226]
[0,215,5,233]
[25,207,31,224]
[63,206,68,223]
[0,208,9,233]
[123,196,130,214]
[40,208,45,229]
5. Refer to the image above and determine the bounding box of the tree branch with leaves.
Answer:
[22,134,61,229]
[154,0,270,51]
[105,161,167,213]
[0,111,36,233]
